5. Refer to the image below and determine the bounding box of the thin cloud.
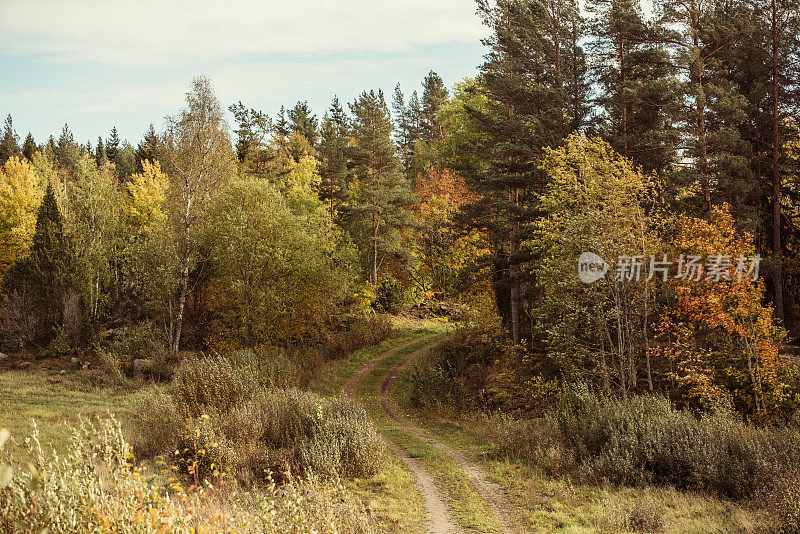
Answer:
[0,0,487,66]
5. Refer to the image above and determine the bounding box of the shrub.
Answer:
[127,388,182,458]
[0,420,376,533]
[108,323,170,377]
[494,385,800,502]
[133,352,386,483]
[172,355,261,416]
[324,315,392,360]
[300,400,384,478]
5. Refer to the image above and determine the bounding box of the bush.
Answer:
[133,353,386,483]
[108,323,171,377]
[300,400,385,478]
[0,420,376,533]
[324,315,392,360]
[173,355,261,416]
[127,388,183,458]
[494,385,800,502]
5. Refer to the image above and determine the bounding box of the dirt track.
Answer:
[345,334,524,533]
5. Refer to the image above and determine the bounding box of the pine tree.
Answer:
[106,127,120,162]
[288,101,319,147]
[318,96,352,218]
[420,71,449,142]
[228,102,275,176]
[347,90,416,286]
[657,0,751,214]
[21,133,36,161]
[392,84,421,176]
[464,0,588,344]
[135,124,160,172]
[588,0,680,174]
[275,106,290,150]
[0,115,21,165]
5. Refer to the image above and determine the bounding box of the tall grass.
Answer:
[128,351,385,484]
[494,385,800,530]
[0,420,375,533]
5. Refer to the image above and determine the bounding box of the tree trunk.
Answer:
[691,7,711,215]
[771,0,785,325]
[509,187,521,346]
[171,207,191,355]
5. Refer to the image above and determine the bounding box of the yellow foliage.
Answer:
[0,156,44,274]
[125,160,169,229]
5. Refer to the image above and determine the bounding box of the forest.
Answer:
[2,0,800,531]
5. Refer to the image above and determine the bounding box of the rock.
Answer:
[132,358,152,379]
[70,357,79,364]
[18,361,31,370]
[60,369,66,375]
[0,353,7,361]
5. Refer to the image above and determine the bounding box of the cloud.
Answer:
[0,0,487,67]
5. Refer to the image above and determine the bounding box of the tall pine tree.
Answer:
[347,90,415,286]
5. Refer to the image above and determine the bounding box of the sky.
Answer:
[0,0,489,146]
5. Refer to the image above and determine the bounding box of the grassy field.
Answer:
[0,370,134,458]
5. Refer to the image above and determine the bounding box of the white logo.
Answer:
[578,252,609,283]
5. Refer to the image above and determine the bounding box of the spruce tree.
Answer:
[106,127,120,162]
[318,96,352,218]
[347,90,416,286]
[95,137,106,166]
[3,184,75,343]
[0,114,21,165]
[56,123,79,173]
[135,124,160,172]
[21,133,36,161]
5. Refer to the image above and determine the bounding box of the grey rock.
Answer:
[132,358,152,379]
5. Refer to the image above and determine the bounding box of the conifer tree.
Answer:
[106,127,120,162]
[464,0,588,344]
[56,123,79,173]
[420,71,449,142]
[392,84,421,176]
[588,0,680,174]
[135,124,160,172]
[2,184,75,343]
[95,137,106,166]
[318,96,352,218]
[288,101,319,147]
[21,133,36,162]
[0,115,21,166]
[347,90,416,286]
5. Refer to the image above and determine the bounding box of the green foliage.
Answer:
[2,184,76,346]
[346,89,416,286]
[206,177,354,347]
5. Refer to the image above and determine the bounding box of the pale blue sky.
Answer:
[0,0,489,146]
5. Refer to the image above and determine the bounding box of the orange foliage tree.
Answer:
[652,205,797,419]
[411,167,483,299]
